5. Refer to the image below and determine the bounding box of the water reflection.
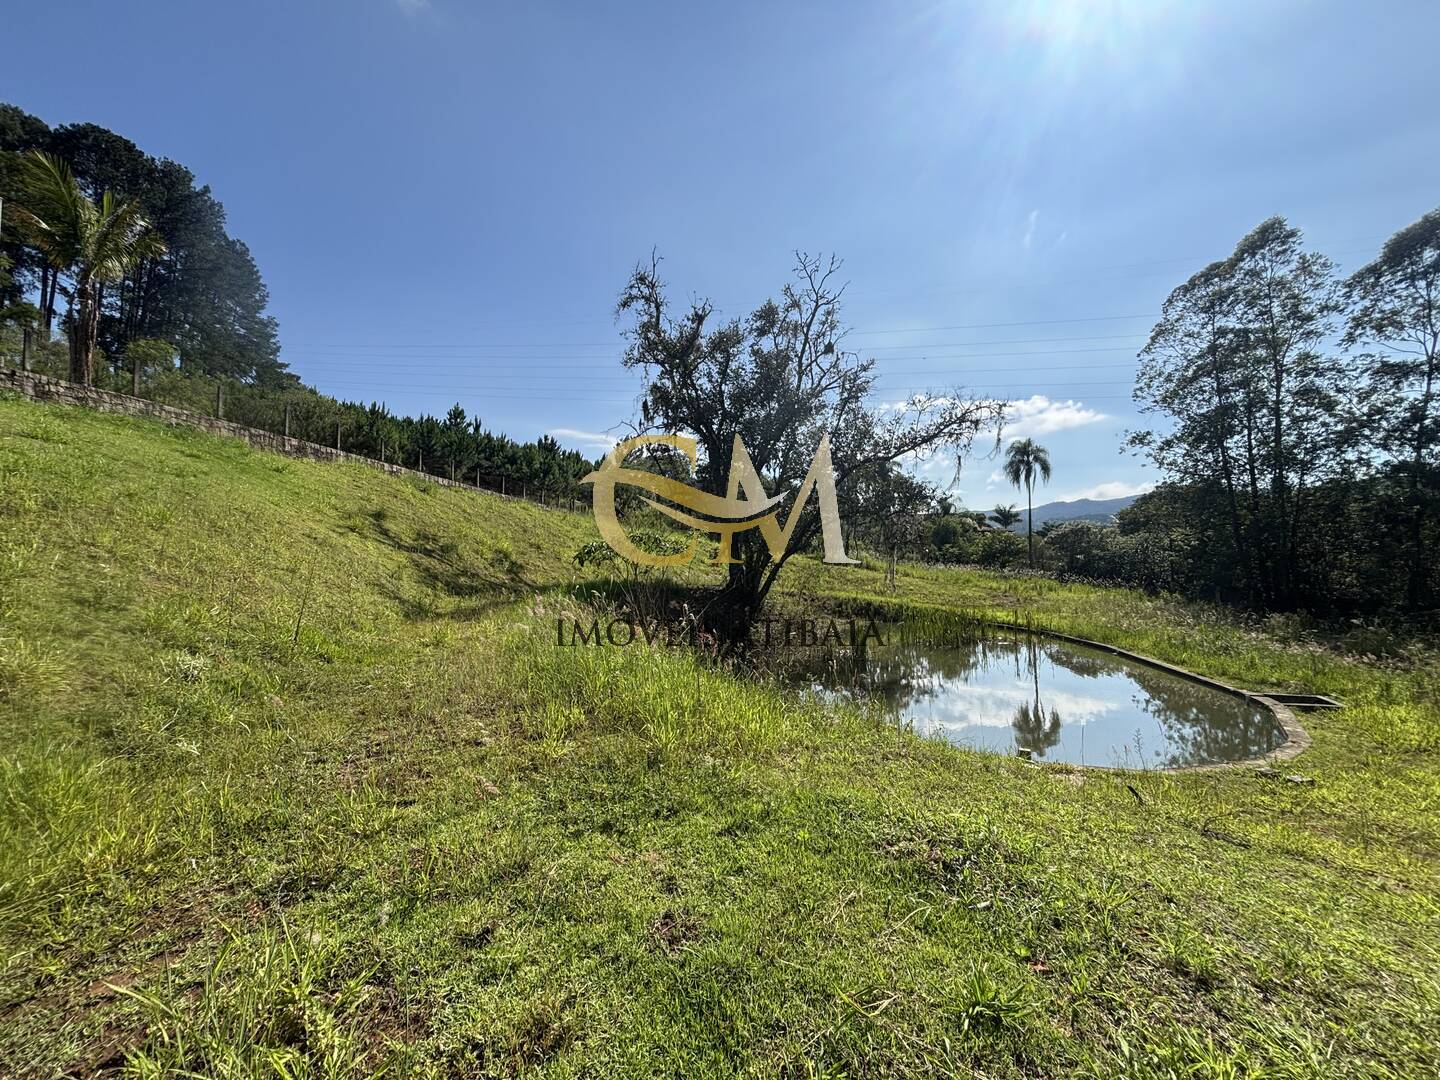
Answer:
[789,635,1284,768]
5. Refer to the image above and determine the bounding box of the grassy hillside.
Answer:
[1,394,1437,1078]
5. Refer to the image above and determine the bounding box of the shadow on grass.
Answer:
[356,507,535,620]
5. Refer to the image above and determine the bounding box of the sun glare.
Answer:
[1005,0,1181,59]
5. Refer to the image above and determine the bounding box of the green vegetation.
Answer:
[1126,213,1440,616]
[5,150,165,385]
[2,396,1437,1077]
[0,103,597,499]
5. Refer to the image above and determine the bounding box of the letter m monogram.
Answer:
[715,434,859,565]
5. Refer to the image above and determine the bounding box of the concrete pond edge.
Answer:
[986,621,1312,774]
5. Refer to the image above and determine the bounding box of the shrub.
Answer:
[930,517,963,551]
[977,530,1027,568]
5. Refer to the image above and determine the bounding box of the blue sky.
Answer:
[6,1,1438,507]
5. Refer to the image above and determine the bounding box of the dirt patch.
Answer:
[648,910,701,953]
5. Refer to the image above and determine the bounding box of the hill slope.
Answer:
[1013,494,1139,531]
[1,394,1436,1078]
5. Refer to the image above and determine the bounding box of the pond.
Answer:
[790,633,1286,769]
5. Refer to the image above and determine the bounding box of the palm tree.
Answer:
[1003,438,1052,568]
[990,504,1021,530]
[11,151,165,385]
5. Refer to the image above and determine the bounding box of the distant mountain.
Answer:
[1008,495,1140,531]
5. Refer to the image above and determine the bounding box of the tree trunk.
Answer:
[1406,358,1437,610]
[1271,356,1291,606]
[709,539,769,649]
[39,266,55,335]
[68,280,99,385]
[1210,361,1253,604]
[1026,479,1035,568]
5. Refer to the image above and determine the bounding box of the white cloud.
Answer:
[1002,395,1107,439]
[1056,480,1155,502]
[880,395,1106,502]
[1022,209,1039,249]
[909,451,962,489]
[396,0,430,13]
[548,428,617,453]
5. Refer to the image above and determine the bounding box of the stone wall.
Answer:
[0,367,512,499]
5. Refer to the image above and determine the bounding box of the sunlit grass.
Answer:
[0,394,1436,1077]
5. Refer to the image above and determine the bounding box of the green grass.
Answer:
[1,393,1437,1078]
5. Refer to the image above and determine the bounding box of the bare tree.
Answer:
[616,252,1005,639]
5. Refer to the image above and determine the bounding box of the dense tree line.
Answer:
[1,103,285,384]
[9,333,596,499]
[1123,212,1439,617]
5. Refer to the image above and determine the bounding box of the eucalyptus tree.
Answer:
[1227,218,1344,606]
[11,150,165,384]
[1132,218,1345,608]
[1003,439,1051,567]
[616,251,1005,638]
[1344,208,1440,610]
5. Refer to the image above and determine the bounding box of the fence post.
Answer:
[334,421,341,451]
[216,384,224,419]
[20,327,31,372]
[501,476,505,496]
[131,355,140,397]
[283,403,291,438]
[475,465,481,487]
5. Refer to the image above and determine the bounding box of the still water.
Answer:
[792,634,1285,769]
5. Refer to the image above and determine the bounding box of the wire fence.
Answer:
[0,351,595,515]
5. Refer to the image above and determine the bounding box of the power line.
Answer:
[848,315,1155,336]
[769,244,1388,306]
[280,382,1139,398]
[276,371,1140,395]
[279,242,1389,352]
[302,391,1147,405]
[293,366,1141,387]
[284,329,1152,353]
[283,347,1148,371]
